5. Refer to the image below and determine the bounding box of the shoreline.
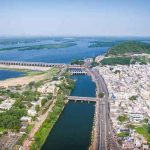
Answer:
[0,64,51,71]
[29,76,75,150]
[0,73,47,88]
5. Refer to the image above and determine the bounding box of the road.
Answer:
[89,68,120,150]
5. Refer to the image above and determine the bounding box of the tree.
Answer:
[47,93,53,100]
[117,114,128,123]
[41,98,47,106]
[129,96,137,101]
[29,81,35,88]
[98,92,105,98]
[35,105,40,112]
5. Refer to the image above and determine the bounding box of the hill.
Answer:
[106,41,150,56]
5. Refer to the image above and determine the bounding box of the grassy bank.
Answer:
[101,57,132,65]
[135,124,150,145]
[30,75,75,150]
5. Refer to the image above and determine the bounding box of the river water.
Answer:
[0,69,25,80]
[42,75,96,150]
[0,38,108,63]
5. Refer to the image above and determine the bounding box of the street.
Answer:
[89,68,120,150]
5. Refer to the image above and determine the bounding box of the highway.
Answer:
[89,68,120,150]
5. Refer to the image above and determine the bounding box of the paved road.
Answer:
[89,68,120,150]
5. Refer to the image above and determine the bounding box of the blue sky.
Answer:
[0,0,150,36]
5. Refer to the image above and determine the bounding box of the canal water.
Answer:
[0,69,25,80]
[42,75,96,150]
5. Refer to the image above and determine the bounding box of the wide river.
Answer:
[0,38,108,63]
[42,75,96,150]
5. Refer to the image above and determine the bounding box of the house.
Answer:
[28,109,37,117]
[122,141,134,149]
[0,99,15,110]
[129,113,144,123]
[143,145,149,150]
[20,116,32,125]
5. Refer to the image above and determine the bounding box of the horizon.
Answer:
[0,35,150,39]
[0,0,150,37]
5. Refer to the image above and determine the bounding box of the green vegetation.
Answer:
[100,55,150,65]
[106,41,150,56]
[135,124,150,144]
[126,124,135,129]
[100,41,150,65]
[0,67,44,77]
[0,39,40,45]
[0,98,3,104]
[30,75,75,150]
[129,95,137,101]
[35,105,40,112]
[0,128,7,136]
[47,68,60,79]
[17,125,33,145]
[0,67,59,133]
[101,57,132,65]
[98,93,105,98]
[22,90,40,101]
[41,98,48,106]
[117,132,129,137]
[0,42,77,51]
[0,101,27,130]
[91,61,99,67]
[71,59,84,65]
[117,114,128,123]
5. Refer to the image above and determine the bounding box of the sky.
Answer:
[0,0,150,37]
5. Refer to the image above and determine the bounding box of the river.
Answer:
[0,69,25,80]
[42,75,96,150]
[0,38,108,63]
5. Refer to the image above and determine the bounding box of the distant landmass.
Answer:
[88,41,120,48]
[100,41,150,65]
[0,42,77,51]
[106,41,150,56]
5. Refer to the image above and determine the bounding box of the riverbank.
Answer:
[29,75,75,150]
[0,68,59,87]
[41,75,96,150]
[0,64,51,71]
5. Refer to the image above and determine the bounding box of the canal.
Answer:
[42,75,96,150]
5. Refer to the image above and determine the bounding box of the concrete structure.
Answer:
[89,68,120,150]
[67,96,97,102]
[0,60,66,68]
[68,69,87,75]
[0,60,84,69]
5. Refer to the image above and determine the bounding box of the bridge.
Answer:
[0,60,66,68]
[0,60,86,69]
[68,69,87,75]
[67,96,97,102]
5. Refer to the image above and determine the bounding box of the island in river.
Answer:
[0,42,77,51]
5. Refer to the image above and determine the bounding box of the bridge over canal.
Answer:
[67,96,97,102]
